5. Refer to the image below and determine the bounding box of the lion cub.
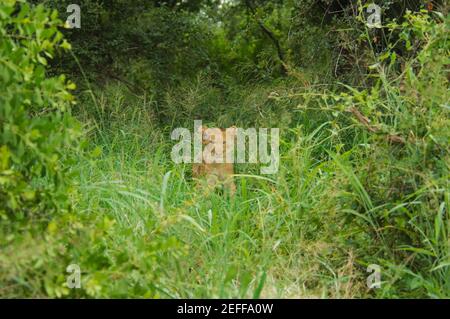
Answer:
[192,125,237,196]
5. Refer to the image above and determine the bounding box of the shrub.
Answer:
[0,0,80,221]
[317,10,449,297]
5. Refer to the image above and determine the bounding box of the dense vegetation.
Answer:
[1,0,449,298]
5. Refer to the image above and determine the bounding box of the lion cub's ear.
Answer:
[226,126,237,137]
[198,125,208,139]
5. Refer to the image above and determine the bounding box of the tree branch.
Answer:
[244,0,288,75]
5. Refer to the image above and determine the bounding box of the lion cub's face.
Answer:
[200,126,236,145]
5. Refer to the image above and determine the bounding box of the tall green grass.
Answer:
[49,83,375,298]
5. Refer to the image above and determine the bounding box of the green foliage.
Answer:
[0,0,80,221]
[351,11,449,297]
[295,10,450,297]
[33,0,215,90]
[1,0,449,299]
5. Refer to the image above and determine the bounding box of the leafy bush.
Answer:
[0,0,80,221]
[0,2,188,298]
[299,10,450,297]
[30,0,214,89]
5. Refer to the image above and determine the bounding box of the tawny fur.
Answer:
[192,126,236,196]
